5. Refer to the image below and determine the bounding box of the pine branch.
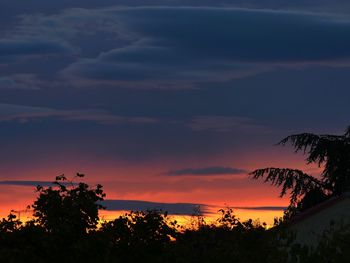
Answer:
[250,168,324,204]
[279,132,350,166]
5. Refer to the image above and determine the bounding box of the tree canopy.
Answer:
[250,126,350,214]
[32,173,105,238]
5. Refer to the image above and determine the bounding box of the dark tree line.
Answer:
[0,173,348,263]
[0,174,290,263]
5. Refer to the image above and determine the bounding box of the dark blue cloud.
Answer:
[0,38,73,62]
[0,5,349,181]
[115,7,350,62]
[2,0,350,19]
[0,75,40,90]
[0,180,74,187]
[167,166,247,176]
[58,7,350,87]
[5,7,350,88]
[233,206,286,211]
[102,200,285,215]
[102,199,209,215]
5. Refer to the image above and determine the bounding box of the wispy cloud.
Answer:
[0,103,157,125]
[167,166,247,176]
[189,116,270,133]
[0,180,73,187]
[233,206,286,211]
[0,75,41,90]
[0,38,74,63]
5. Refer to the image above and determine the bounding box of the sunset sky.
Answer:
[1,0,350,224]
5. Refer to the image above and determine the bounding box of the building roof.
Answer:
[288,192,350,226]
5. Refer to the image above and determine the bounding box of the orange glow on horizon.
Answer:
[1,199,284,228]
[5,207,284,228]
[0,146,318,227]
[99,207,284,227]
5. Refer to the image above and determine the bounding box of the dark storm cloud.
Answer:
[102,199,209,215]
[167,166,247,176]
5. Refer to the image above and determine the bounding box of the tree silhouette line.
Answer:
[1,128,350,263]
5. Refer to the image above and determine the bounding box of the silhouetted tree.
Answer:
[251,127,350,216]
[32,173,105,237]
[29,173,106,262]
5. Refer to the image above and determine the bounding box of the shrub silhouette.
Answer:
[32,173,105,237]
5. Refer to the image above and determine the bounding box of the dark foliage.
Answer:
[32,173,105,237]
[0,175,348,262]
[250,126,350,217]
[98,210,178,262]
[168,210,289,263]
[0,175,285,262]
[251,168,323,204]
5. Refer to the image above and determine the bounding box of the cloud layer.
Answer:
[167,166,247,176]
[102,199,209,215]
[0,180,74,187]
[0,103,157,125]
[0,38,73,63]
[7,7,350,89]
[189,116,270,133]
[62,7,350,87]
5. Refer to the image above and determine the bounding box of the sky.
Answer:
[1,0,350,224]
